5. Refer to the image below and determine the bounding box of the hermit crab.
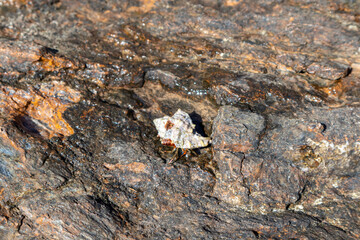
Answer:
[153,109,211,163]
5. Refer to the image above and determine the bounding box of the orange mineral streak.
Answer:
[37,55,75,71]
[127,0,157,13]
[227,142,253,153]
[0,81,81,138]
[224,0,242,7]
[104,162,149,174]
[35,215,62,234]
[0,0,28,7]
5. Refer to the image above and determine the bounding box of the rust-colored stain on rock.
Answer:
[127,0,157,13]
[104,162,149,174]
[0,81,80,138]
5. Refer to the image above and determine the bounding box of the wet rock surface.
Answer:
[0,0,359,239]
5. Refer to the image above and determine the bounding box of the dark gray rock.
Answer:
[212,105,265,153]
[307,61,351,82]
[0,0,359,239]
[211,106,306,212]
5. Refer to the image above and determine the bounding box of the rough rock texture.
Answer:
[0,0,359,239]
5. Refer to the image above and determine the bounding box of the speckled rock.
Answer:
[0,0,359,239]
[211,106,306,212]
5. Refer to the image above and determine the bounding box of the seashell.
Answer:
[153,109,211,149]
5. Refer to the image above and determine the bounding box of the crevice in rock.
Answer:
[54,176,71,190]
[238,154,251,197]
[251,230,260,238]
[17,215,25,232]
[254,114,270,153]
[92,194,131,228]
[13,114,44,138]
[286,180,310,211]
[295,180,310,204]
[40,152,50,167]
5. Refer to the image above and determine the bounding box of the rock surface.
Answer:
[0,0,359,239]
